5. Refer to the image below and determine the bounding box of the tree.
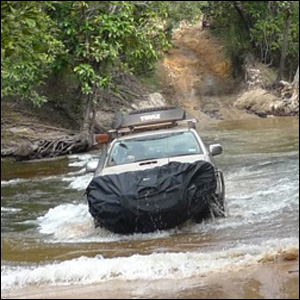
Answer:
[1,1,171,158]
[28,1,170,157]
[232,1,253,34]
[207,1,299,81]
[1,1,63,105]
[276,2,293,83]
[163,1,209,26]
[53,1,169,133]
[293,65,299,89]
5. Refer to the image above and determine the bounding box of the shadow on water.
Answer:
[1,157,70,181]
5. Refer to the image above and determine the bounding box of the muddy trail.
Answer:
[159,25,249,122]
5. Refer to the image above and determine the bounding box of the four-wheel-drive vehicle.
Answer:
[86,107,225,234]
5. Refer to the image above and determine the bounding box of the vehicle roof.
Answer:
[112,127,194,142]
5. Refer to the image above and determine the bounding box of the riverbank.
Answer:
[1,25,298,161]
[2,261,298,299]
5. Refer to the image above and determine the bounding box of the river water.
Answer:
[1,117,299,299]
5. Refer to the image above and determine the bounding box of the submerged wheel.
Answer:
[214,169,225,217]
[211,193,225,217]
[192,194,225,224]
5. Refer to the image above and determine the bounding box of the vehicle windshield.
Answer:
[107,131,203,166]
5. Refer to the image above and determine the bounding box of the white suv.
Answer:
[86,107,225,234]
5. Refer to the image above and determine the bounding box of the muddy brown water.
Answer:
[1,117,299,299]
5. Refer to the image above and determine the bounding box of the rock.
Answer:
[94,112,115,131]
[235,88,299,117]
[235,88,281,117]
[131,92,167,110]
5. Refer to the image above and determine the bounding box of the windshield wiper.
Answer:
[133,157,160,162]
[133,132,185,142]
[118,142,129,149]
[171,153,200,157]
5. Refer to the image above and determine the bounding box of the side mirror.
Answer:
[86,161,98,173]
[209,144,223,156]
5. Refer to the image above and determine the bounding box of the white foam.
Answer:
[38,204,95,240]
[64,174,93,190]
[37,203,171,243]
[69,161,89,168]
[68,153,94,161]
[1,207,22,213]
[1,178,29,186]
[68,153,98,168]
[2,174,75,187]
[1,238,298,290]
[66,168,86,176]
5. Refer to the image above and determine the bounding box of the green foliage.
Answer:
[51,1,170,96]
[247,1,299,70]
[1,1,170,104]
[209,2,251,57]
[164,1,209,26]
[1,1,63,105]
[207,1,299,79]
[2,0,298,107]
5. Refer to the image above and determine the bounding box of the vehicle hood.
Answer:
[100,154,210,176]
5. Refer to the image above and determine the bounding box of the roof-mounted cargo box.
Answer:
[111,107,186,129]
[109,106,198,135]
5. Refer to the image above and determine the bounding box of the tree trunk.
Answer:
[290,64,299,108]
[232,1,257,49]
[81,92,95,134]
[233,1,252,34]
[293,65,299,89]
[275,8,291,84]
[80,89,97,149]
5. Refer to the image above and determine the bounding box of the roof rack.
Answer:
[109,119,198,135]
[94,108,198,144]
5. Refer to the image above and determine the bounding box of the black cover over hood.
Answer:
[86,160,216,233]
